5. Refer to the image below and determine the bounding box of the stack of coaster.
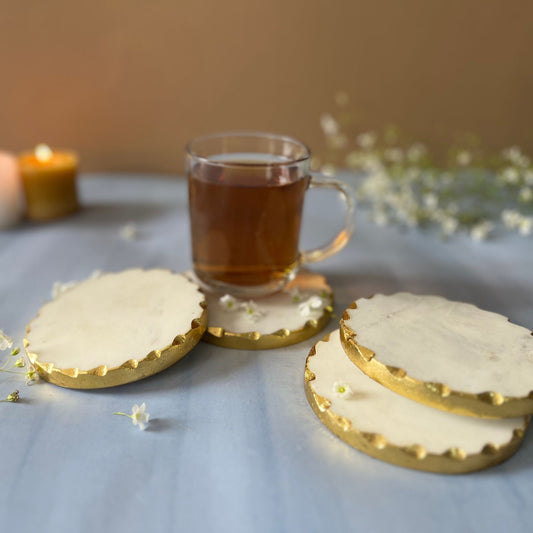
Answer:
[304,293,533,473]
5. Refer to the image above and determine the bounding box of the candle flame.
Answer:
[35,144,53,163]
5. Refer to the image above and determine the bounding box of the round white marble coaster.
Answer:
[25,269,207,389]
[305,330,528,473]
[203,270,333,349]
[340,293,533,418]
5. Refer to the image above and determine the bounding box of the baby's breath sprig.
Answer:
[1,350,25,373]
[0,331,40,385]
[218,294,265,322]
[318,100,533,240]
[24,366,40,385]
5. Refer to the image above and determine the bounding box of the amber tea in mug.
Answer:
[187,133,353,297]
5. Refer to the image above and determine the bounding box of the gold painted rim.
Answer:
[24,273,207,389]
[340,301,533,418]
[204,304,333,350]
[305,332,529,474]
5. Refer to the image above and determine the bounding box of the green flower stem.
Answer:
[0,369,25,375]
[113,412,133,419]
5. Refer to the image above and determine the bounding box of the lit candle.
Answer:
[19,144,79,221]
[0,151,25,228]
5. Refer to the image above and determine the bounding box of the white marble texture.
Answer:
[308,330,525,454]
[1,174,533,533]
[344,293,533,396]
[26,269,205,370]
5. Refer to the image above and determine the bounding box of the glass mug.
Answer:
[186,132,354,297]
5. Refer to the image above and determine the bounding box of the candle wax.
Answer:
[19,150,79,221]
[0,151,24,228]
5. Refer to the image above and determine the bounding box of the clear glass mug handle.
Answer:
[300,172,355,264]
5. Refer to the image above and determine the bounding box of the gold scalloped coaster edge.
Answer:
[24,271,207,389]
[305,332,529,474]
[203,270,333,350]
[204,310,332,350]
[25,305,207,389]
[340,301,533,419]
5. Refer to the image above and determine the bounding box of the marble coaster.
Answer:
[25,269,207,389]
[203,269,333,349]
[340,293,533,418]
[305,330,528,474]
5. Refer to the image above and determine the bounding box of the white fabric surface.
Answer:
[1,174,532,533]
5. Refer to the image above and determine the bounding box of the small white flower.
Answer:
[519,217,532,236]
[241,300,264,322]
[298,295,324,316]
[384,148,404,163]
[332,382,353,399]
[456,150,472,166]
[319,289,331,300]
[119,222,139,241]
[114,403,150,431]
[500,167,520,185]
[373,209,389,227]
[319,113,339,137]
[51,280,77,299]
[358,172,392,199]
[519,187,533,202]
[407,143,427,163]
[219,294,239,311]
[440,216,459,236]
[335,91,349,107]
[25,366,40,385]
[321,164,336,177]
[310,156,322,171]
[286,287,305,304]
[356,132,377,150]
[518,155,531,168]
[344,151,364,169]
[423,193,438,209]
[470,221,493,241]
[363,155,384,173]
[52,271,102,300]
[405,167,421,181]
[0,330,13,351]
[131,403,150,430]
[327,134,348,150]
[502,209,522,229]
[501,146,529,167]
[502,146,522,163]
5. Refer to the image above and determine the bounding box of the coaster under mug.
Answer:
[203,269,333,350]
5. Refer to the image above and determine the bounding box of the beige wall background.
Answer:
[1,0,532,174]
